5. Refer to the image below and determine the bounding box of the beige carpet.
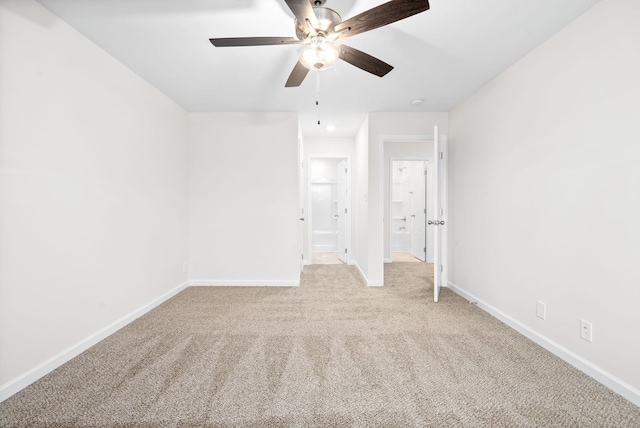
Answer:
[1,263,639,427]
[391,252,422,263]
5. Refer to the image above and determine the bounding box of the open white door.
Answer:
[298,139,305,272]
[336,159,347,263]
[411,162,427,261]
[432,126,448,302]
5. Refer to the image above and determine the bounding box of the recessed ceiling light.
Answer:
[326,125,336,132]
[410,99,424,106]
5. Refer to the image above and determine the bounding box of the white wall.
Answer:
[448,0,640,403]
[366,112,449,285]
[309,158,340,181]
[0,0,189,396]
[354,118,369,279]
[188,113,299,285]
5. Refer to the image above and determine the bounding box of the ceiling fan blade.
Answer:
[285,61,310,87]
[284,0,318,28]
[209,37,301,47]
[335,0,429,38]
[339,44,393,77]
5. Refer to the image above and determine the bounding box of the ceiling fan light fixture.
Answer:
[299,35,340,71]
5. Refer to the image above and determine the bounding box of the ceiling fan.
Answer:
[209,0,430,87]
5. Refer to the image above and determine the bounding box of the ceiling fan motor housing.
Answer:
[295,7,342,40]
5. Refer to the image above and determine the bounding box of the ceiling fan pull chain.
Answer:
[316,71,321,125]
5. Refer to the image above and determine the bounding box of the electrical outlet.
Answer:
[580,319,593,342]
[536,301,546,320]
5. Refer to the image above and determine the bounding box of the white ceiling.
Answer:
[36,0,599,138]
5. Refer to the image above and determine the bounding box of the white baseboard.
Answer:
[384,258,392,264]
[190,279,299,287]
[350,260,366,284]
[349,261,383,287]
[0,281,189,403]
[447,281,640,407]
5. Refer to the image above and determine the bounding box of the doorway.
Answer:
[308,157,350,265]
[390,160,431,264]
[379,130,448,301]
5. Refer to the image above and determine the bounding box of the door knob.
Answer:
[299,217,305,221]
[428,220,434,225]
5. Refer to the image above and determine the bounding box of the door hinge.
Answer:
[301,162,304,168]
[345,168,347,173]
[440,208,443,216]
[423,208,426,214]
[345,208,347,213]
[301,254,304,260]
[440,264,443,272]
[345,248,347,254]
[440,152,443,159]
[423,247,426,253]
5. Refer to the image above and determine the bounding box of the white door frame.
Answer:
[336,159,348,263]
[389,157,430,262]
[305,155,352,265]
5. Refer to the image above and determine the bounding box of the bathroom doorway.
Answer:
[308,157,350,265]
[390,160,432,263]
